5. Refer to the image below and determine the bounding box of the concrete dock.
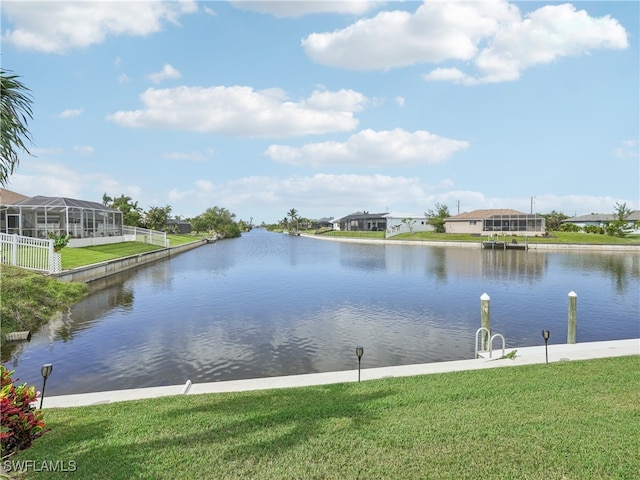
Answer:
[41,338,639,409]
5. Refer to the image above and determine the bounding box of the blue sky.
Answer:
[2,0,638,224]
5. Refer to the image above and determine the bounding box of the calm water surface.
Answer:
[7,229,639,395]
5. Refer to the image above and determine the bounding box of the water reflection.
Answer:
[5,229,639,395]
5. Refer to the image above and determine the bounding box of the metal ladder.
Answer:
[475,327,505,359]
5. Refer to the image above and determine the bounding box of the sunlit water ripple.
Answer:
[5,229,639,395]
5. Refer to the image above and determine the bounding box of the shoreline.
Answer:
[40,339,639,408]
[301,233,640,251]
[53,234,639,285]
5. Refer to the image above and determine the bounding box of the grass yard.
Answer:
[334,230,640,245]
[0,266,87,360]
[9,356,640,480]
[61,234,206,269]
[398,231,640,245]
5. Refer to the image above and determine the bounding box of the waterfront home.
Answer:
[445,209,545,235]
[561,211,640,234]
[0,191,124,243]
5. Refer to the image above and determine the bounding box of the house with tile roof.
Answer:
[445,209,545,235]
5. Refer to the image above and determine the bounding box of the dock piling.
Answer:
[567,291,577,344]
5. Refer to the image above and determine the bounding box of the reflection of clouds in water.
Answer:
[288,304,473,373]
[7,231,638,396]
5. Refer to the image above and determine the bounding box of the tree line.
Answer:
[102,193,244,238]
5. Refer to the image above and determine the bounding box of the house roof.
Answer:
[383,212,425,219]
[11,195,117,212]
[563,211,640,222]
[446,209,529,221]
[0,188,29,205]
[338,212,388,221]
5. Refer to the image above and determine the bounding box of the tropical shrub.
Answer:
[559,223,581,232]
[48,233,71,252]
[583,225,605,234]
[0,365,48,458]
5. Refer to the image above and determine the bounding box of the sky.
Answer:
[2,0,638,224]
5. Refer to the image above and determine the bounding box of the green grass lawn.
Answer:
[9,356,639,479]
[0,265,88,360]
[323,230,640,245]
[61,234,206,269]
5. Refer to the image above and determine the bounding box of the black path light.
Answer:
[39,363,53,409]
[355,346,364,382]
[541,330,550,364]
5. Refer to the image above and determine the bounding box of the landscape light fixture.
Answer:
[541,330,550,364]
[356,346,364,382]
[40,363,53,409]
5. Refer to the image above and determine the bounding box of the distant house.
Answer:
[0,188,29,206]
[0,193,123,243]
[445,209,545,235]
[384,212,433,238]
[312,217,333,229]
[333,212,388,232]
[330,211,433,237]
[167,218,192,234]
[561,211,640,233]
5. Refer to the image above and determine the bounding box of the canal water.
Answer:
[6,229,639,395]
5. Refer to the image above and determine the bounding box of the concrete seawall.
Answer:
[302,234,640,251]
[40,339,639,408]
[53,239,208,283]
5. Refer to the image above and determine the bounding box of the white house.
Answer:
[384,212,433,238]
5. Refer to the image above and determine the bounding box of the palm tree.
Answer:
[287,208,299,233]
[1,69,34,186]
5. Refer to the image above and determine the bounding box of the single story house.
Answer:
[313,217,334,229]
[1,192,123,242]
[445,209,545,235]
[561,211,640,233]
[167,218,192,234]
[384,212,434,238]
[333,212,388,232]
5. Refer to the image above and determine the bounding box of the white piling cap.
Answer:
[568,291,577,297]
[480,293,490,300]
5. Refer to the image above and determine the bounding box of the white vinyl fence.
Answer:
[123,226,168,247]
[0,233,60,274]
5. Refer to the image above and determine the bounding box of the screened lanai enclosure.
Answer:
[483,213,545,233]
[0,196,123,239]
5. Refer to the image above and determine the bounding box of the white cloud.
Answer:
[162,151,209,162]
[302,1,520,70]
[203,6,217,17]
[106,86,365,137]
[6,162,140,201]
[117,74,131,84]
[72,145,95,155]
[147,64,182,84]
[395,96,405,107]
[31,147,63,156]
[58,108,83,119]
[303,89,368,112]
[1,1,198,53]
[614,139,638,159]
[302,1,628,84]
[168,174,637,223]
[265,129,469,167]
[231,1,382,18]
[469,3,630,84]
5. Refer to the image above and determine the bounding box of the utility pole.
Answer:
[456,200,460,214]
[530,196,536,214]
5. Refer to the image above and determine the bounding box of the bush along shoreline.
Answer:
[0,265,87,362]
